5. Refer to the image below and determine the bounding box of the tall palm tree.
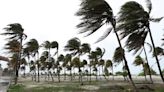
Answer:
[76,0,136,89]
[1,23,27,84]
[117,0,164,82]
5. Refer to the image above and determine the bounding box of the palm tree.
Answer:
[58,54,66,80]
[133,56,147,81]
[20,58,27,77]
[105,59,113,80]
[41,41,59,81]
[98,59,105,80]
[124,31,153,83]
[76,0,136,89]
[1,23,27,84]
[88,51,97,82]
[72,57,82,82]
[25,39,40,82]
[117,0,164,82]
[29,60,36,81]
[64,54,73,81]
[65,38,83,83]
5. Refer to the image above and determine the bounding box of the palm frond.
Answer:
[150,17,163,22]
[117,1,149,39]
[95,27,113,43]
[113,47,124,64]
[125,31,148,55]
[144,42,152,53]
[153,47,164,57]
[133,55,144,66]
[145,0,152,14]
[76,0,114,42]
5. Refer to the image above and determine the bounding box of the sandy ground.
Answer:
[15,75,164,91]
[0,75,163,92]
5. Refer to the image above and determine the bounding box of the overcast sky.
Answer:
[0,0,164,74]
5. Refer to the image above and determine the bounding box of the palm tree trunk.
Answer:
[112,66,114,80]
[70,68,72,81]
[64,67,66,80]
[37,53,40,82]
[114,29,137,90]
[89,65,91,83]
[143,46,153,83]
[148,27,164,82]
[142,63,147,81]
[101,65,103,80]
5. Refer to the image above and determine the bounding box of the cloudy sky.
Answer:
[0,0,164,74]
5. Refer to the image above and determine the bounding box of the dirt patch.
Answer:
[81,85,99,90]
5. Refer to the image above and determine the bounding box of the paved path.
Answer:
[0,76,11,92]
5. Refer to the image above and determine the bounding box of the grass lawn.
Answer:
[7,82,164,92]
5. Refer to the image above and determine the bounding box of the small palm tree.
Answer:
[64,54,73,81]
[98,59,105,80]
[133,56,147,81]
[105,59,113,80]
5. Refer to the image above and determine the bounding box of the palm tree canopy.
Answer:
[99,59,105,66]
[95,47,105,59]
[41,51,49,58]
[25,38,39,56]
[72,57,81,67]
[153,47,164,56]
[133,56,144,66]
[117,1,149,39]
[80,43,91,55]
[4,40,21,53]
[51,41,58,49]
[64,37,81,55]
[2,23,27,40]
[105,59,112,68]
[76,0,115,42]
[58,54,64,61]
[42,41,51,49]
[125,31,148,54]
[113,47,124,64]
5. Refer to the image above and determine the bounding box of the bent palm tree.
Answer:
[1,23,27,84]
[76,0,136,89]
[117,0,164,82]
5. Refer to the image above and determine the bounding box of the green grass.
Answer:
[7,84,25,92]
[7,84,164,92]
[7,84,86,92]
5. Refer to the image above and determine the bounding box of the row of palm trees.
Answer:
[0,0,164,91]
[0,23,160,85]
